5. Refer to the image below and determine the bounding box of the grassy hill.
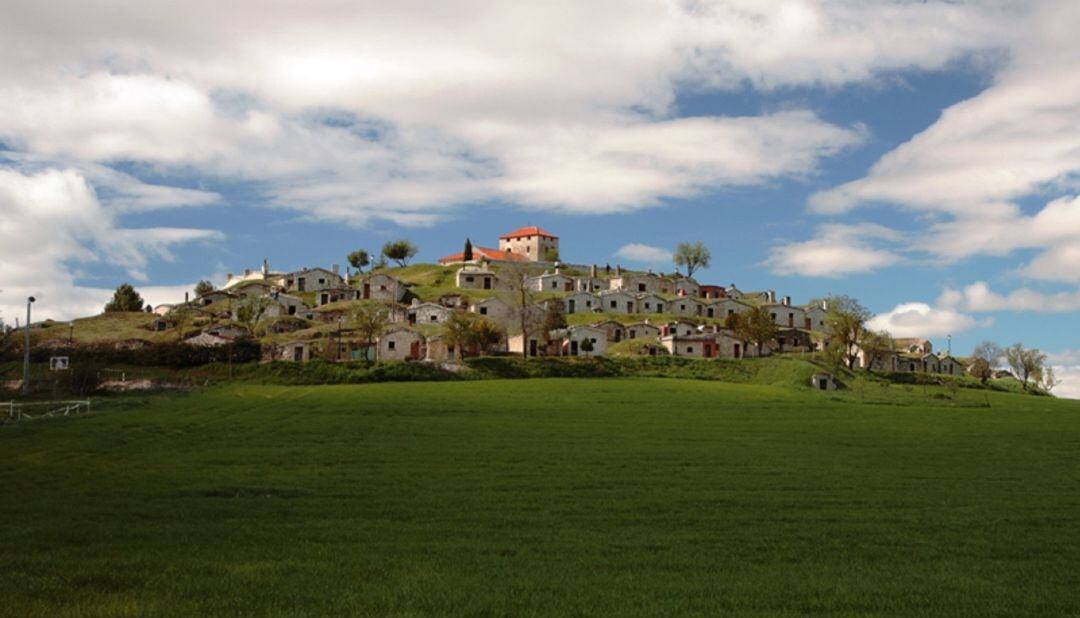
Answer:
[2,378,1079,615]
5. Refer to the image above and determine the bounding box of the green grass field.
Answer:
[3,379,1080,616]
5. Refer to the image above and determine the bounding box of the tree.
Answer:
[824,295,872,370]
[194,280,215,297]
[469,318,504,356]
[236,297,272,330]
[504,265,540,358]
[382,240,418,268]
[442,310,478,362]
[348,249,371,272]
[970,341,1004,384]
[1005,343,1047,391]
[543,247,560,263]
[744,306,779,357]
[540,300,568,355]
[725,311,751,358]
[858,330,895,371]
[1037,366,1062,393]
[104,283,146,313]
[580,337,594,358]
[172,304,194,342]
[673,241,711,279]
[463,238,474,262]
[350,303,389,363]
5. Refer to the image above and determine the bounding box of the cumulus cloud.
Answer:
[1047,350,1080,400]
[0,168,220,322]
[807,1,1080,282]
[937,281,1080,313]
[764,223,902,277]
[867,302,988,338]
[614,243,674,264]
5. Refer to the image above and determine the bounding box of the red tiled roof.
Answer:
[499,226,557,239]
[438,246,532,264]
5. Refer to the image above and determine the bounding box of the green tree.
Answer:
[579,337,595,358]
[194,280,215,297]
[673,241,710,279]
[172,304,194,342]
[442,311,479,362]
[970,341,1003,384]
[543,247,560,263]
[348,249,371,272]
[236,297,272,330]
[349,303,389,362]
[104,283,146,313]
[463,238,474,262]
[858,329,895,371]
[825,295,872,370]
[382,240,418,268]
[744,305,779,357]
[469,318,504,356]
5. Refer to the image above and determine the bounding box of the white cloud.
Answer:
[0,168,220,322]
[1047,350,1080,400]
[867,302,988,338]
[614,243,674,264]
[764,223,901,277]
[937,281,1080,313]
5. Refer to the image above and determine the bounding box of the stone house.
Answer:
[232,281,276,300]
[624,322,661,340]
[598,290,636,314]
[317,287,360,306]
[196,290,235,307]
[456,265,497,290]
[573,277,611,293]
[379,327,424,361]
[811,373,839,391]
[498,226,559,262]
[283,266,345,293]
[707,298,752,321]
[361,273,407,302]
[672,277,700,298]
[592,319,626,343]
[563,291,599,315]
[699,285,726,300]
[406,301,453,325]
[470,297,512,324]
[803,302,828,331]
[661,321,698,338]
[764,299,806,329]
[895,338,933,355]
[775,328,813,352]
[670,297,706,318]
[528,271,575,293]
[612,273,664,294]
[938,355,962,376]
[553,325,607,357]
[661,333,722,358]
[279,340,313,362]
[635,293,667,314]
[508,333,544,358]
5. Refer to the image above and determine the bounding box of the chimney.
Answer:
[821,299,828,311]
[244,268,252,276]
[227,273,233,280]
[332,264,339,276]
[590,264,598,277]
[783,296,791,306]
[185,292,189,303]
[768,291,776,303]
[555,266,560,274]
[262,259,269,276]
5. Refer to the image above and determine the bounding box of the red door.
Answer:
[410,341,421,359]
[363,283,370,299]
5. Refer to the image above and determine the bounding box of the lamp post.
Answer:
[68,320,75,345]
[22,296,35,397]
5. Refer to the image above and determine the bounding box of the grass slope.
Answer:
[2,379,1080,616]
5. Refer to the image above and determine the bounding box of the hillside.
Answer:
[2,379,1079,615]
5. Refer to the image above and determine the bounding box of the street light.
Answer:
[22,296,35,397]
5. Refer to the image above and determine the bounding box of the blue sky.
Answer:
[1,1,1078,394]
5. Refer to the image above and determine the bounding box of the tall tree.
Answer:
[381,240,418,268]
[463,238,474,262]
[858,329,895,371]
[172,304,194,342]
[543,247,560,263]
[744,305,779,357]
[442,310,479,362]
[469,318,504,356]
[1005,343,1046,391]
[104,283,146,313]
[825,295,872,370]
[236,297,272,330]
[1037,366,1062,393]
[349,303,390,363]
[673,241,711,279]
[504,265,540,359]
[970,341,1003,384]
[348,249,371,272]
[194,280,215,297]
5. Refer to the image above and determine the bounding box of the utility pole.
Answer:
[22,296,35,397]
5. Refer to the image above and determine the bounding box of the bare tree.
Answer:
[504,265,540,359]
[1037,366,1062,393]
[1005,343,1047,391]
[970,341,1003,384]
[858,329,895,371]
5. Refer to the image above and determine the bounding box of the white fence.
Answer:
[2,400,92,423]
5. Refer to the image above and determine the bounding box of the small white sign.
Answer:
[49,356,70,371]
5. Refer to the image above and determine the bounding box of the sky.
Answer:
[1,1,1078,396]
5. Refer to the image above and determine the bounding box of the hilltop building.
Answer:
[439,226,559,264]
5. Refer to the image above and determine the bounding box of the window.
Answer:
[430,315,438,322]
[479,307,488,315]
[388,341,396,350]
[318,278,326,285]
[551,281,558,289]
[638,283,646,292]
[466,276,474,283]
[610,300,617,309]
[645,302,651,310]
[686,346,693,353]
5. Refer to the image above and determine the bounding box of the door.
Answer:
[570,340,579,355]
[363,283,370,299]
[568,299,576,314]
[293,346,304,361]
[819,379,828,390]
[320,293,329,305]
[484,277,492,290]
[734,343,741,358]
[565,282,573,292]
[410,341,421,359]
[529,339,538,357]
[298,277,306,291]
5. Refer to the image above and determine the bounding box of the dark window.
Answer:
[479,307,488,315]
[388,341,396,350]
